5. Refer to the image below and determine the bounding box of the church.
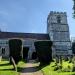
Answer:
[0,11,72,59]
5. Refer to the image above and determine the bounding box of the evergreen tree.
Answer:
[72,42,75,54]
[73,0,75,18]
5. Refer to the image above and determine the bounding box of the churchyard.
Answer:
[0,40,75,75]
[1,56,75,75]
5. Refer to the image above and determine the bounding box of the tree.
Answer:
[72,42,75,54]
[34,41,52,65]
[73,0,75,18]
[9,39,23,64]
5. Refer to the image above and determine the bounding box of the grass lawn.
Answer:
[41,60,75,75]
[0,59,25,75]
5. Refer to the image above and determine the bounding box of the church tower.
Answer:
[47,11,72,56]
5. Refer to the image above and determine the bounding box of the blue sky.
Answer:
[0,0,75,37]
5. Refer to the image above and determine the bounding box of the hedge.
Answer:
[34,40,52,65]
[72,42,75,54]
[9,39,22,64]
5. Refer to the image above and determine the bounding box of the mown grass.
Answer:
[0,59,25,75]
[41,60,75,75]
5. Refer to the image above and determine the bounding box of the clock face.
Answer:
[57,15,61,23]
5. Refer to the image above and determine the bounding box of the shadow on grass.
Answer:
[37,61,52,70]
[17,63,50,73]
[0,62,14,71]
[37,64,49,70]
[0,68,14,71]
[0,60,26,72]
[0,63,10,66]
[0,60,50,73]
[17,65,39,73]
[0,63,15,71]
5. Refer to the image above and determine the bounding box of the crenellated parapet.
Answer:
[47,11,68,26]
[47,11,67,20]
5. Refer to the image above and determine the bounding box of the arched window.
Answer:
[57,15,61,23]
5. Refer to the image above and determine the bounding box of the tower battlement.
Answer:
[47,11,67,20]
[50,11,66,14]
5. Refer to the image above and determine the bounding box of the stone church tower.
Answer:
[47,11,72,56]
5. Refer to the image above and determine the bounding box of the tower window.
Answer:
[57,15,61,23]
[2,48,5,54]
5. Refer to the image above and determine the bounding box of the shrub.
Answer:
[64,56,68,61]
[72,56,75,72]
[34,41,52,65]
[55,56,59,65]
[62,67,70,72]
[54,66,59,71]
[69,55,73,63]
[72,67,75,72]
[9,39,22,64]
[72,42,75,54]
[54,65,62,71]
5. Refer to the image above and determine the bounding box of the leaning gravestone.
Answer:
[55,55,59,66]
[56,55,59,63]
[59,56,62,69]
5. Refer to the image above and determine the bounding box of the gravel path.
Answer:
[20,60,43,75]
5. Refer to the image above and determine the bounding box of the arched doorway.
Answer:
[32,52,37,59]
[23,47,29,60]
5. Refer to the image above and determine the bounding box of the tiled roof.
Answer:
[0,32,50,40]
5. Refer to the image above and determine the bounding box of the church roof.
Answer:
[0,32,50,40]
